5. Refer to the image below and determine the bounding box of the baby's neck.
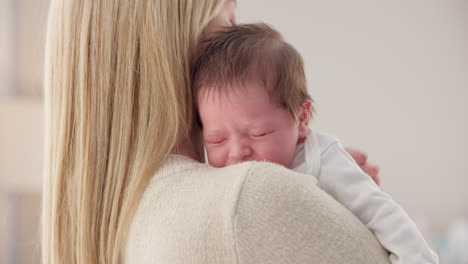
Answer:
[297,136,306,145]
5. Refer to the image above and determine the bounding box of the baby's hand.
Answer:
[345,147,380,186]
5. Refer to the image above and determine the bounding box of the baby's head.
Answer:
[193,23,313,168]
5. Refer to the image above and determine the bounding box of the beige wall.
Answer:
[0,195,6,264]
[238,0,468,235]
[0,191,41,264]
[0,0,14,96]
[0,99,43,192]
[0,99,43,264]
[17,0,49,97]
[0,0,48,97]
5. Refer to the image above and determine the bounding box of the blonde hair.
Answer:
[193,23,313,119]
[42,0,225,263]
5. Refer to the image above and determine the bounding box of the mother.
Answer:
[42,0,388,263]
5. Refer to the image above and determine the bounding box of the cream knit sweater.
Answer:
[124,155,390,263]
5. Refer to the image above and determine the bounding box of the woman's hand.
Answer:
[345,147,380,186]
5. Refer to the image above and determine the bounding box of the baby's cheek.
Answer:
[264,142,296,168]
[254,143,284,165]
[206,149,227,168]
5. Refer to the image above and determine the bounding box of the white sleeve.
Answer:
[317,141,439,264]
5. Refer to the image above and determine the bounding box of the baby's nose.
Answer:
[229,142,253,164]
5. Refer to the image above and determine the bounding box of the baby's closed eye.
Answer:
[204,135,226,145]
[250,130,275,139]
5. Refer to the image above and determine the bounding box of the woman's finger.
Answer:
[345,147,368,166]
[361,164,380,186]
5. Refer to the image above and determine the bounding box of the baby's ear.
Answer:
[297,99,312,140]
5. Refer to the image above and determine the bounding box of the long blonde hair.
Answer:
[42,0,224,263]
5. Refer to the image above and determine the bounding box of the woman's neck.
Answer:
[171,125,205,163]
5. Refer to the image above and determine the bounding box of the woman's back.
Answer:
[125,155,389,263]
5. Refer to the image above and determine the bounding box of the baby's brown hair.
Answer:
[192,23,313,119]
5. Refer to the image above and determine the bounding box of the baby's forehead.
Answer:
[197,75,279,105]
[198,83,293,127]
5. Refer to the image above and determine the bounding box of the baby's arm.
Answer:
[317,140,438,264]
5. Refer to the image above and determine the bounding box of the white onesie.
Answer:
[291,128,439,264]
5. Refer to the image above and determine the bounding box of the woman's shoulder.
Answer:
[125,156,388,263]
[234,161,390,263]
[152,156,320,212]
[124,156,311,262]
[124,156,285,262]
[240,160,319,194]
[150,155,306,195]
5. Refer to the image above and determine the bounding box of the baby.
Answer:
[192,23,438,264]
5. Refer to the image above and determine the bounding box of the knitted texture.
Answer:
[124,155,389,263]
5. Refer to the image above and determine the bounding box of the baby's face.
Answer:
[198,79,300,168]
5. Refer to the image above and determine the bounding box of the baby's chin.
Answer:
[258,158,295,170]
[212,158,292,169]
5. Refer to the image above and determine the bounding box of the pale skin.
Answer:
[176,0,381,184]
[199,78,310,168]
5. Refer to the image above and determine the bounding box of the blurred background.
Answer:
[0,0,466,263]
